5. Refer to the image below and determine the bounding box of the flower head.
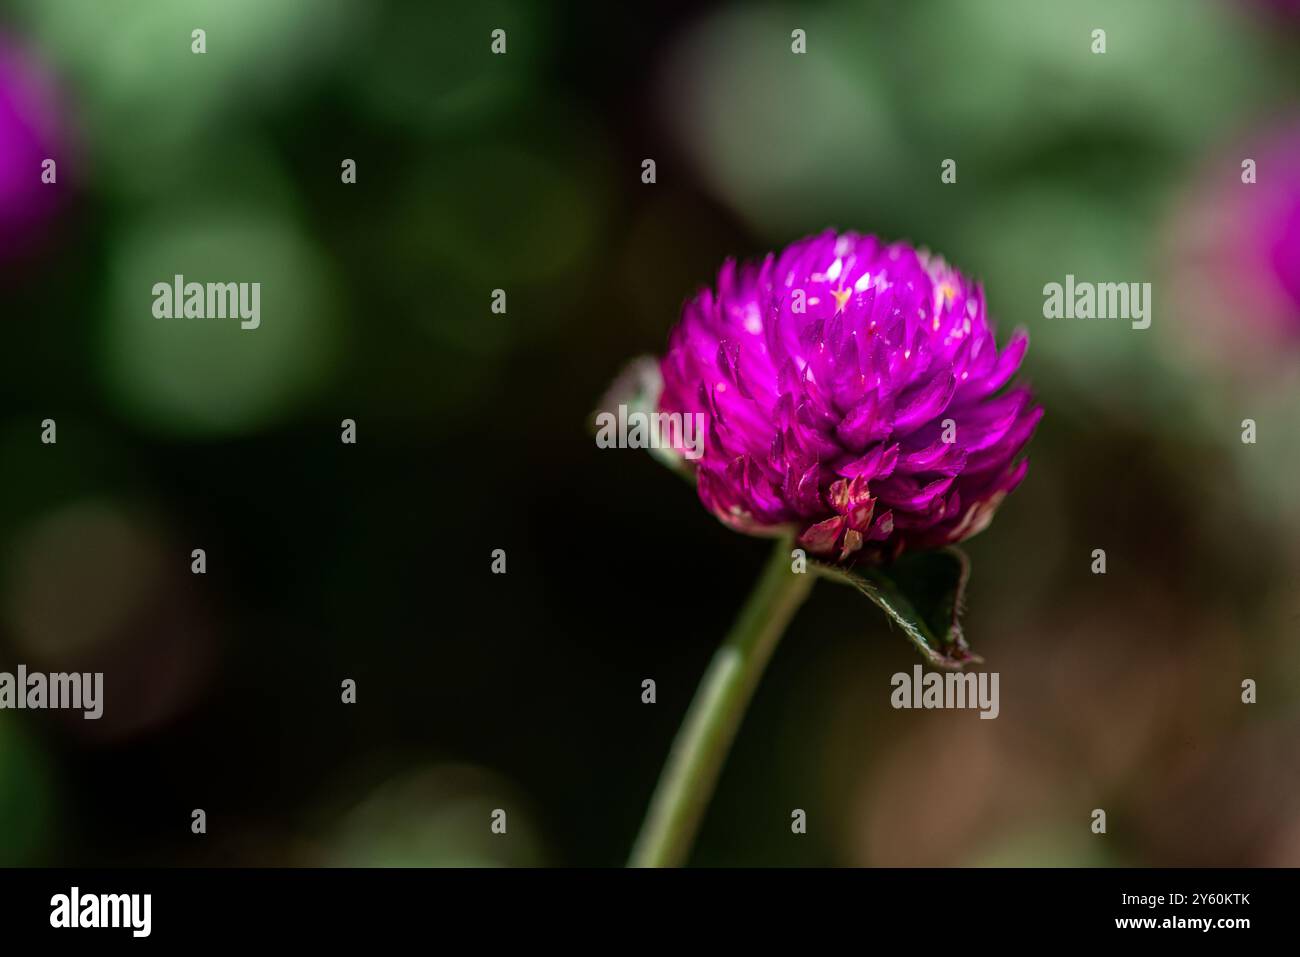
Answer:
[659,230,1041,563]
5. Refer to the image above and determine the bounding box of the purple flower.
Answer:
[1226,122,1300,325]
[0,37,65,260]
[659,230,1041,563]
[1165,118,1300,361]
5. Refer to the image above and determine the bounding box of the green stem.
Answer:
[628,535,815,867]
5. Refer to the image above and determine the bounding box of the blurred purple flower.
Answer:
[0,37,65,259]
[1243,0,1300,20]
[1224,122,1300,329]
[1244,123,1300,323]
[1167,118,1300,356]
[659,230,1041,563]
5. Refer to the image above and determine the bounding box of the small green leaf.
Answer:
[815,547,979,670]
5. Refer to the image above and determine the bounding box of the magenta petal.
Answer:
[837,442,900,480]
[892,371,957,434]
[836,393,896,448]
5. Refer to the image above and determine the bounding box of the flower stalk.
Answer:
[629,534,815,867]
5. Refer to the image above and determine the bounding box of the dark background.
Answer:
[2,0,1299,866]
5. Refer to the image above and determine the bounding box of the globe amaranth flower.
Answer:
[659,230,1041,563]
